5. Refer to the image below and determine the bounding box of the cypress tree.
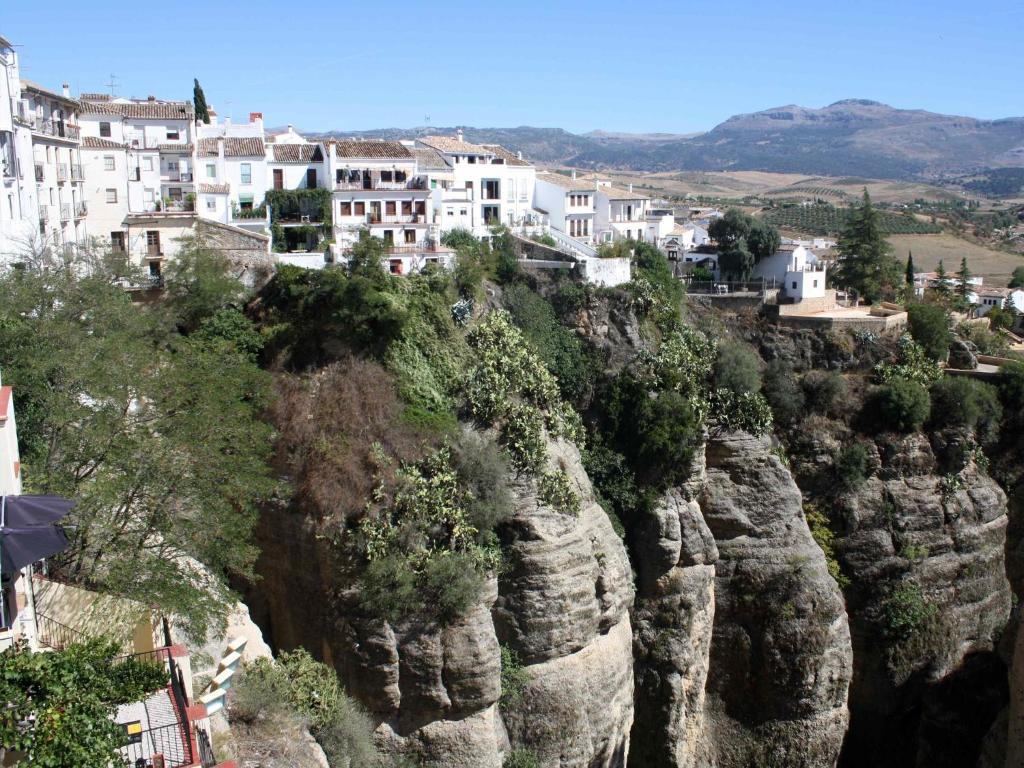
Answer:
[834,189,900,301]
[193,78,210,123]
[956,257,972,298]
[905,251,915,285]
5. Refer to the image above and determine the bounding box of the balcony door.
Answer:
[273,169,283,189]
[370,201,382,223]
[306,168,317,189]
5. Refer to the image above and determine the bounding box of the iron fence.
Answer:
[121,721,192,768]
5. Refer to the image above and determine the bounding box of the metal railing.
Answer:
[34,163,44,182]
[60,204,72,221]
[684,279,772,295]
[38,205,50,222]
[121,722,192,768]
[75,201,88,218]
[70,164,84,181]
[32,119,80,140]
[368,213,425,225]
[196,727,216,767]
[35,612,85,651]
[334,178,426,191]
[56,164,68,181]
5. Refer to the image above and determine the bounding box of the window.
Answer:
[792,281,798,289]
[383,230,394,244]
[144,188,155,203]
[99,122,111,137]
[483,180,500,200]
[385,201,396,216]
[395,170,407,183]
[143,157,153,171]
[238,194,254,211]
[110,231,125,252]
[381,170,393,182]
[404,229,416,244]
[813,280,819,288]
[206,163,216,178]
[105,188,117,203]
[148,260,161,279]
[306,168,316,188]
[166,128,179,141]
[401,200,412,215]
[415,201,426,215]
[273,169,283,189]
[482,205,499,224]
[239,163,252,185]
[168,187,182,201]
[507,179,514,202]
[340,201,352,216]
[103,155,115,171]
[354,201,365,215]
[146,230,161,255]
[206,199,216,211]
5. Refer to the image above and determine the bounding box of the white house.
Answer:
[195,111,268,231]
[534,171,595,244]
[975,287,1024,316]
[594,182,651,244]
[753,244,826,300]
[0,36,40,262]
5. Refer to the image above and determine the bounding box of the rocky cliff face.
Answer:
[823,432,1012,768]
[249,435,634,767]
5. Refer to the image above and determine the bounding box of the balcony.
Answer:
[368,213,427,225]
[162,172,193,183]
[38,205,49,222]
[57,164,68,182]
[35,163,44,182]
[70,164,84,182]
[31,118,80,141]
[75,201,88,218]
[335,177,427,191]
[60,204,72,222]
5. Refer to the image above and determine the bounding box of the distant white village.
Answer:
[2,35,1022,324]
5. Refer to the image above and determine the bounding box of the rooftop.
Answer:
[480,144,531,167]
[21,80,78,108]
[410,147,451,171]
[79,98,194,121]
[418,134,493,155]
[81,136,128,150]
[600,185,649,201]
[329,139,412,159]
[536,172,591,191]
[271,144,324,163]
[198,136,265,158]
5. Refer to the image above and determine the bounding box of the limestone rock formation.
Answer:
[698,432,853,768]
[831,432,1011,768]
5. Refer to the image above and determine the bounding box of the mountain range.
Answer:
[312,100,1024,182]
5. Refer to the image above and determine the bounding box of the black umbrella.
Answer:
[0,494,74,573]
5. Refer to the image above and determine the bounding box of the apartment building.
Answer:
[0,34,36,260]
[195,111,268,229]
[593,182,652,243]
[534,171,595,244]
[418,132,539,238]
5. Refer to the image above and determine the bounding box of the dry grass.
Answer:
[887,233,1024,285]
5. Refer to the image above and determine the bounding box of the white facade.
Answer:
[195,112,268,231]
[0,35,37,261]
[534,172,595,244]
[594,182,652,244]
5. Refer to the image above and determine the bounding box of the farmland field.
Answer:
[888,233,1024,285]
[763,204,942,235]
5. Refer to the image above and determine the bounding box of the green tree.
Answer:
[0,639,168,767]
[713,340,762,394]
[1009,266,1024,289]
[161,236,247,332]
[932,260,952,300]
[905,252,915,286]
[746,220,782,262]
[834,190,901,301]
[873,379,931,433]
[708,208,753,249]
[718,240,754,281]
[193,78,210,123]
[0,268,276,638]
[956,257,972,299]
[907,302,951,361]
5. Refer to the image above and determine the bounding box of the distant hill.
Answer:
[311,100,1024,182]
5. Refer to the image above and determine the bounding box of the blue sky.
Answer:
[2,0,1020,134]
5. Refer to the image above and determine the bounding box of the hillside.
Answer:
[314,100,1024,181]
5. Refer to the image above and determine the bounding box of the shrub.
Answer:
[453,432,513,533]
[501,403,547,472]
[505,751,541,768]
[881,582,937,641]
[907,303,951,361]
[194,307,264,360]
[421,551,489,621]
[499,645,528,711]
[802,370,848,416]
[928,377,1002,442]
[986,306,1015,331]
[874,334,943,386]
[873,379,931,432]
[631,389,703,486]
[581,437,640,534]
[537,469,581,516]
[835,443,870,489]
[762,359,806,426]
[805,504,849,588]
[713,340,762,395]
[998,360,1024,424]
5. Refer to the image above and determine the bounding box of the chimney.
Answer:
[217,136,225,160]
[571,170,577,180]
[517,151,523,160]
[61,83,70,98]
[456,128,464,142]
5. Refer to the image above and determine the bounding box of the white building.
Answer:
[975,288,1024,316]
[418,132,538,238]
[534,172,595,244]
[195,111,268,231]
[0,35,37,261]
[753,244,826,300]
[594,182,652,244]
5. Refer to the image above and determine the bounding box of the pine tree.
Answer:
[834,189,901,302]
[956,257,972,298]
[933,260,952,299]
[193,78,210,124]
[905,251,915,285]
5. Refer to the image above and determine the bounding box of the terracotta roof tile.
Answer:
[80,99,193,120]
[411,147,450,171]
[198,136,266,157]
[158,143,193,153]
[81,136,128,150]
[480,144,531,166]
[418,135,492,155]
[599,185,649,201]
[271,144,324,163]
[198,183,230,194]
[536,173,591,191]
[329,139,411,159]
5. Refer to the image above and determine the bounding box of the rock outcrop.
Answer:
[698,432,853,768]
[829,432,1011,768]
[249,435,634,768]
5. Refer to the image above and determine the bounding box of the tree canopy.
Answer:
[708,209,780,280]
[834,190,901,301]
[0,243,276,638]
[193,78,210,123]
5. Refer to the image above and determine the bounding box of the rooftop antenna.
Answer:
[105,73,118,97]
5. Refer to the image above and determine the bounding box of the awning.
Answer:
[0,494,74,574]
